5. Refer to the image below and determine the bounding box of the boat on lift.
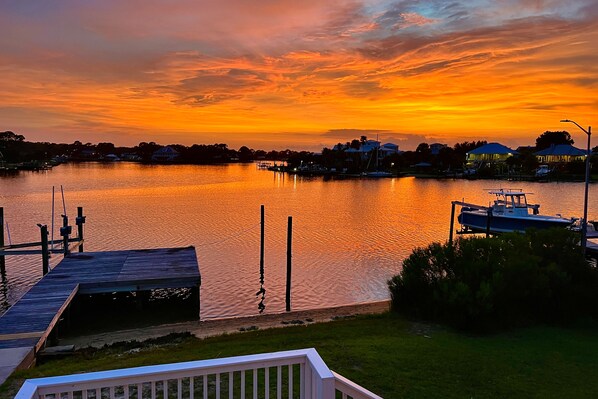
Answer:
[457,189,575,234]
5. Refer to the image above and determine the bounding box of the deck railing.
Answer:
[15,348,382,399]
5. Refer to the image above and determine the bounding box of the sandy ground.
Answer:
[60,300,391,349]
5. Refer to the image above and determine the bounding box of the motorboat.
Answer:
[535,164,552,178]
[457,189,575,234]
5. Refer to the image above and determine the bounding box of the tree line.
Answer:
[0,131,296,164]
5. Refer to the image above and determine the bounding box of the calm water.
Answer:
[0,163,595,319]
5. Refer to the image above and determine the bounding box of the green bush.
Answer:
[388,229,598,331]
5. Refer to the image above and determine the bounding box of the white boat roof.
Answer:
[487,189,533,196]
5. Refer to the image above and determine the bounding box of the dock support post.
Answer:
[0,207,5,276]
[40,225,49,275]
[60,215,71,256]
[76,206,85,252]
[191,285,201,320]
[260,205,264,284]
[449,202,455,244]
[257,205,266,313]
[286,216,292,312]
[485,208,492,238]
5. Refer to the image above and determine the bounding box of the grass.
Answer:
[3,312,598,398]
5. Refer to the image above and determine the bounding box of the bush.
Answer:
[388,229,598,331]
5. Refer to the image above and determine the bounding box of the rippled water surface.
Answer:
[0,163,595,318]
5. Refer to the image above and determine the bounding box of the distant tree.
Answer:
[350,139,360,149]
[136,141,162,161]
[96,142,116,154]
[415,143,430,153]
[0,131,25,142]
[453,140,487,155]
[415,143,431,163]
[520,151,539,173]
[360,135,368,143]
[535,131,574,150]
[238,146,254,162]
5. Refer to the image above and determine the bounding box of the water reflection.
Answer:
[0,163,595,318]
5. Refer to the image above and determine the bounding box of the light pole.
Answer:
[561,119,592,255]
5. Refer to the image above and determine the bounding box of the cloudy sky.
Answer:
[1,0,596,150]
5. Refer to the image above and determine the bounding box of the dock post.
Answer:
[485,208,492,238]
[256,205,266,313]
[449,202,455,244]
[191,285,201,320]
[40,224,49,275]
[0,207,5,276]
[286,216,292,312]
[60,215,71,255]
[260,205,265,285]
[76,206,86,252]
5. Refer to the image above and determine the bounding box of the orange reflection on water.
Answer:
[0,163,594,318]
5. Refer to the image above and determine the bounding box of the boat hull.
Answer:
[458,210,573,233]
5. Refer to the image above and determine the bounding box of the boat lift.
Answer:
[449,200,493,244]
[0,207,85,276]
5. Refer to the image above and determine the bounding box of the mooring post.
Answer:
[76,206,86,252]
[449,202,456,244]
[256,204,266,313]
[260,205,265,284]
[39,224,49,275]
[60,215,71,255]
[485,208,492,238]
[0,207,5,276]
[286,216,292,312]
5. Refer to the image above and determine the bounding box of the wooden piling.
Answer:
[260,205,264,284]
[60,215,71,255]
[40,225,49,275]
[286,216,292,312]
[76,206,85,252]
[0,207,5,276]
[449,202,456,244]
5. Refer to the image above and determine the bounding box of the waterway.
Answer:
[0,163,595,319]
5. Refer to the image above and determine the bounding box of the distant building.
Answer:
[380,143,400,157]
[534,144,588,163]
[466,142,517,163]
[429,143,447,155]
[152,146,180,162]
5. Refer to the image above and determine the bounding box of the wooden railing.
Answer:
[15,348,382,399]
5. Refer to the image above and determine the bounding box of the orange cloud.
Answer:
[0,0,596,150]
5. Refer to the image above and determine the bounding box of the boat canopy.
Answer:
[487,189,533,196]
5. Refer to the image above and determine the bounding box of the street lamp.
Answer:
[560,119,592,255]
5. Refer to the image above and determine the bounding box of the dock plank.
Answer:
[0,246,200,384]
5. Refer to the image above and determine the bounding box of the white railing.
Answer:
[15,348,382,399]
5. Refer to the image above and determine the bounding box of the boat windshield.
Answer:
[508,194,527,208]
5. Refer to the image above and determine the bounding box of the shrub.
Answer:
[388,229,598,331]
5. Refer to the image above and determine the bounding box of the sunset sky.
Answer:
[1,0,596,150]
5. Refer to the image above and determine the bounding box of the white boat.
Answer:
[457,189,575,233]
[535,164,552,178]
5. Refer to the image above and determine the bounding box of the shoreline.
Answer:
[59,300,391,349]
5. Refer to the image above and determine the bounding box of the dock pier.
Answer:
[0,246,200,385]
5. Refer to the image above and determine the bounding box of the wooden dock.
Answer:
[0,247,200,385]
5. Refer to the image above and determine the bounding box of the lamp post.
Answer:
[561,119,592,255]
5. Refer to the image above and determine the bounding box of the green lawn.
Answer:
[3,313,598,398]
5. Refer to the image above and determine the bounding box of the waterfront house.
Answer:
[380,142,400,156]
[466,142,517,163]
[151,146,180,162]
[534,144,588,164]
